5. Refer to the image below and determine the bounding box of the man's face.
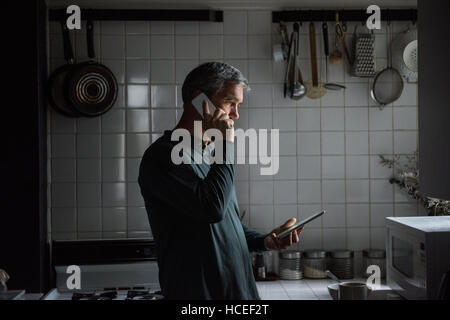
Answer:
[209,82,243,120]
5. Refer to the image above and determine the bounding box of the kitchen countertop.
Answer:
[256,278,392,300]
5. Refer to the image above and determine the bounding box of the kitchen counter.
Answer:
[256,279,393,300]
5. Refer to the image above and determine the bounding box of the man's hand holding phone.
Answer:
[202,98,234,142]
[264,218,304,251]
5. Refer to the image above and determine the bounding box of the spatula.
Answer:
[306,22,326,99]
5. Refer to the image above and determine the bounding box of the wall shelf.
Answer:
[272,9,417,23]
[49,9,223,22]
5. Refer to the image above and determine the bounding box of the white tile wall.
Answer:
[48,12,419,248]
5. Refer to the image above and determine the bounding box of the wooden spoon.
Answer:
[306,22,326,99]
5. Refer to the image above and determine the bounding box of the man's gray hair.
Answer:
[181,62,250,104]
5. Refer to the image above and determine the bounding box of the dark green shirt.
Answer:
[138,130,268,300]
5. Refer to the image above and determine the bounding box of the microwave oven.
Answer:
[386,216,450,300]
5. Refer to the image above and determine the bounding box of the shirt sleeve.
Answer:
[240,223,270,253]
[139,141,236,224]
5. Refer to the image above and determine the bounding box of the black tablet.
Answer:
[276,210,326,239]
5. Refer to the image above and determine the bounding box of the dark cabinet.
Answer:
[418,0,450,200]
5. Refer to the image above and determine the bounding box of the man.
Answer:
[138,62,303,300]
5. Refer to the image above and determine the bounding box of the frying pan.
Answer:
[66,19,118,117]
[48,20,82,117]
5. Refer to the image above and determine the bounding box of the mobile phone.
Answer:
[191,93,216,119]
[276,210,326,239]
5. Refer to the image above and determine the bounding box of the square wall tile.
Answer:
[248,84,272,108]
[370,132,393,154]
[322,156,345,179]
[371,180,394,203]
[151,85,176,108]
[77,183,102,207]
[394,107,417,130]
[126,134,150,157]
[127,85,149,108]
[126,21,149,34]
[322,108,345,131]
[272,84,296,107]
[298,180,321,203]
[150,35,174,59]
[52,208,77,232]
[298,228,323,250]
[151,21,174,34]
[297,132,321,155]
[371,204,393,227]
[199,35,223,59]
[77,117,101,134]
[395,203,418,217]
[248,11,272,34]
[248,109,272,129]
[102,183,126,207]
[77,135,101,158]
[298,108,320,131]
[51,111,76,134]
[224,11,247,35]
[345,108,368,131]
[250,181,273,204]
[322,132,345,155]
[151,110,176,132]
[102,134,125,157]
[102,158,126,182]
[199,22,223,35]
[346,180,370,203]
[278,132,296,156]
[126,35,150,58]
[175,21,198,35]
[369,107,392,131]
[322,204,346,227]
[103,207,127,231]
[127,110,150,133]
[298,156,321,179]
[51,159,76,182]
[394,131,417,154]
[370,155,393,178]
[126,60,149,84]
[248,35,272,59]
[370,228,386,250]
[77,159,101,182]
[273,156,297,180]
[347,228,370,250]
[128,207,150,231]
[101,35,125,59]
[101,109,125,133]
[250,205,274,229]
[77,208,102,232]
[273,108,297,131]
[320,86,345,107]
[51,183,76,207]
[346,132,369,155]
[322,180,345,203]
[249,60,273,83]
[51,135,76,158]
[323,228,346,250]
[176,60,199,84]
[274,180,297,204]
[345,83,369,106]
[101,21,124,34]
[347,204,370,227]
[346,156,369,179]
[151,60,175,84]
[224,35,247,59]
[175,36,199,59]
[393,83,417,106]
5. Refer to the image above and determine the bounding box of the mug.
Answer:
[338,282,372,300]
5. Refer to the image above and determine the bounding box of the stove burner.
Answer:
[126,290,164,300]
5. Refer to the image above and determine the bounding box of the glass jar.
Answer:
[328,249,354,280]
[279,250,302,280]
[302,250,327,279]
[362,249,386,279]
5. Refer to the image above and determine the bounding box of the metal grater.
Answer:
[352,28,376,77]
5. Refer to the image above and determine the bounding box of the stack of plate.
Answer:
[279,251,302,280]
